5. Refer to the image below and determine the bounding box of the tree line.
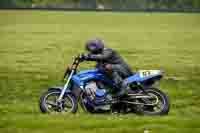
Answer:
[0,0,200,10]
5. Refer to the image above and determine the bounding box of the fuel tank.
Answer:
[71,69,114,88]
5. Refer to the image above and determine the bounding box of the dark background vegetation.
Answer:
[1,0,200,12]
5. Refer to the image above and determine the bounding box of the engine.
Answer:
[85,81,98,100]
[84,81,112,111]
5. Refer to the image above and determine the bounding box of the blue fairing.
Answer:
[71,69,114,89]
[124,73,141,84]
[72,69,162,90]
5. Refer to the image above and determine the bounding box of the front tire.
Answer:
[39,89,78,114]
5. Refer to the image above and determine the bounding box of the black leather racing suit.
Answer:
[85,48,133,94]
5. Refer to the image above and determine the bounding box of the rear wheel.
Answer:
[39,89,78,114]
[135,88,170,115]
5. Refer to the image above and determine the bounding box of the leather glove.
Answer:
[79,53,89,61]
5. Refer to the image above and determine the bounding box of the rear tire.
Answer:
[39,89,78,114]
[135,88,170,115]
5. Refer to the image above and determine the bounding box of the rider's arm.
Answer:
[86,49,112,61]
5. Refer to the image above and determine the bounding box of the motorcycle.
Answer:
[39,55,170,115]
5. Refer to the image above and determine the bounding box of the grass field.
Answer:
[0,10,200,133]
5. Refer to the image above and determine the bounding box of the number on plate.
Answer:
[141,71,151,77]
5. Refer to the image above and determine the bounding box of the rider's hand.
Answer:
[79,53,88,61]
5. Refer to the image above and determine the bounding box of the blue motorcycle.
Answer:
[39,55,170,115]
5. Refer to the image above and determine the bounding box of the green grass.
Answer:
[0,10,200,133]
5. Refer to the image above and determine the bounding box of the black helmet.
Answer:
[85,38,104,54]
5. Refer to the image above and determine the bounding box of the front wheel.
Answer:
[39,89,78,114]
[136,88,170,115]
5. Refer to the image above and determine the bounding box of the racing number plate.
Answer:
[139,70,151,78]
[139,70,161,78]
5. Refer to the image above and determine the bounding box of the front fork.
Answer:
[57,70,75,102]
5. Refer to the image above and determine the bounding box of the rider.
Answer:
[81,38,133,97]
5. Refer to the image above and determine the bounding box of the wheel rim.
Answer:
[142,91,165,114]
[44,91,74,113]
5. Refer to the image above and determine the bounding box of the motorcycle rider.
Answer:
[81,38,133,97]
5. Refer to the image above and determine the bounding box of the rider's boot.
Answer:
[115,82,129,99]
